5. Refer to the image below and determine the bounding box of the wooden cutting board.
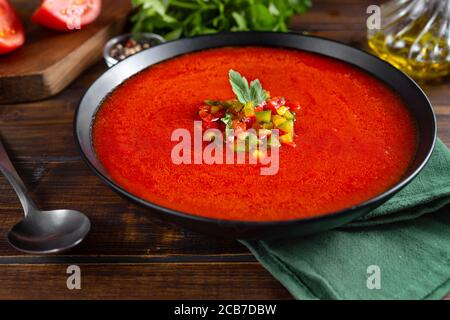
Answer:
[0,0,132,104]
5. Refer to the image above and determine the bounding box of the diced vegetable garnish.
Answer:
[252,149,266,161]
[232,100,244,112]
[278,120,294,134]
[267,135,281,147]
[255,110,272,123]
[211,105,223,114]
[243,102,255,117]
[197,69,299,153]
[272,115,287,127]
[279,133,294,145]
[276,106,288,116]
[247,133,259,147]
[259,129,272,138]
[261,122,274,130]
[284,109,295,120]
[233,120,247,133]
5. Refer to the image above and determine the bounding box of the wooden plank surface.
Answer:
[0,263,292,300]
[0,0,131,104]
[0,0,448,299]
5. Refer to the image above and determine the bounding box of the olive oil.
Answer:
[367,0,450,81]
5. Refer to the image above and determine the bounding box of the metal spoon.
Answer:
[0,138,90,254]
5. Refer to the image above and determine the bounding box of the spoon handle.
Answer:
[0,138,37,215]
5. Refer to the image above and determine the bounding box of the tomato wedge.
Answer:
[0,0,25,55]
[32,0,102,31]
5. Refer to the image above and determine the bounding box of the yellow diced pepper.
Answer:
[277,106,288,116]
[272,115,286,127]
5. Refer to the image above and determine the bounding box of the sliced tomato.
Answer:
[32,0,102,32]
[0,0,25,55]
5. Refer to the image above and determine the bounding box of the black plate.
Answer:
[74,32,436,239]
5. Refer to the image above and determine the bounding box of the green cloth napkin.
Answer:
[242,139,450,300]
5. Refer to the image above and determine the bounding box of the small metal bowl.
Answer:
[103,33,166,67]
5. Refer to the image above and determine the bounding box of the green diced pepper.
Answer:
[284,110,295,120]
[255,110,272,123]
[278,120,294,134]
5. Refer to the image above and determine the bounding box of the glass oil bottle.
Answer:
[368,0,450,81]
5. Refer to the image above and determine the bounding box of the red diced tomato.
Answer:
[286,101,301,112]
[244,116,255,129]
[267,97,286,114]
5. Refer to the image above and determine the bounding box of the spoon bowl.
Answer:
[0,137,91,254]
[7,209,91,254]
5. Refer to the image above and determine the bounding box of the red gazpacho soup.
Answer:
[92,47,417,221]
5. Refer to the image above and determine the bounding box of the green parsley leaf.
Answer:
[249,79,268,105]
[229,70,268,106]
[131,0,311,40]
[220,113,233,128]
[229,70,252,104]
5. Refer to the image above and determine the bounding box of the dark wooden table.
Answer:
[0,0,449,299]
